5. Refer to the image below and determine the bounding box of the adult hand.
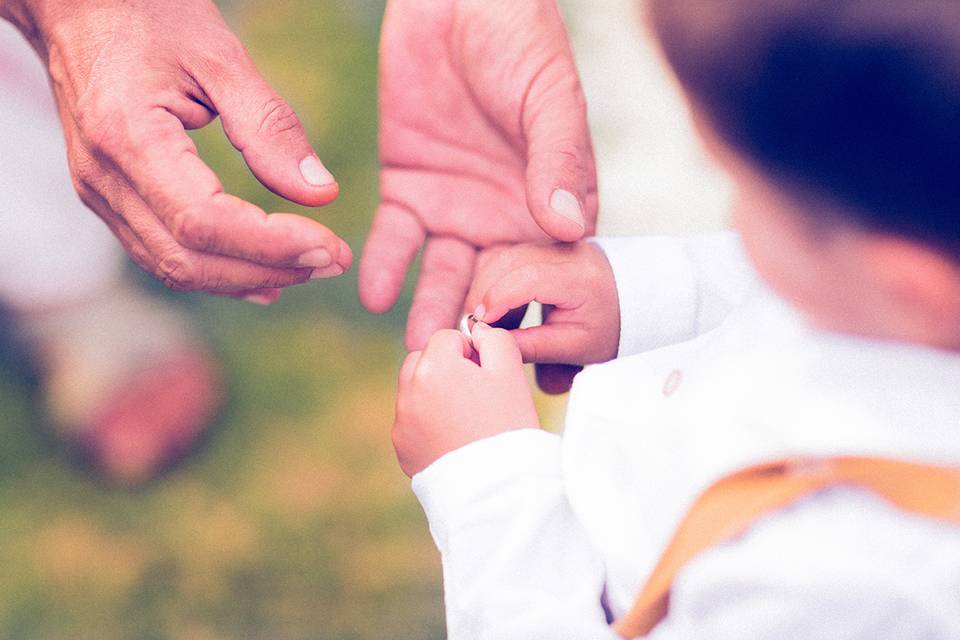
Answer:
[361,0,598,349]
[0,0,351,300]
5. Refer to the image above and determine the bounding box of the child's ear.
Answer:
[862,236,960,345]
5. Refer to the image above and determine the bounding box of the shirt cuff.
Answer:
[590,236,698,357]
[411,429,563,549]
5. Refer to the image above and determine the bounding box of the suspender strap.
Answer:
[611,457,960,639]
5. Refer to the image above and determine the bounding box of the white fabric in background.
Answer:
[0,22,122,311]
[561,0,733,236]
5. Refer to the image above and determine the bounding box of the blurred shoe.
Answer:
[18,284,221,485]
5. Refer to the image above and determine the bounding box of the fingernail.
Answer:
[241,292,277,306]
[299,154,335,187]
[297,248,332,268]
[310,264,345,279]
[550,189,585,230]
[473,304,486,323]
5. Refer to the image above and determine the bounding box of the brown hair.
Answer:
[649,1,960,254]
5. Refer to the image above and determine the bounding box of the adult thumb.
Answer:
[522,50,598,242]
[194,41,339,208]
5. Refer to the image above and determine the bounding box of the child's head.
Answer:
[648,1,960,348]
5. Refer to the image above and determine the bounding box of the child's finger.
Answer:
[535,363,582,395]
[478,263,584,324]
[472,323,523,372]
[405,238,476,351]
[422,329,473,365]
[398,350,423,387]
[464,243,558,318]
[509,324,593,364]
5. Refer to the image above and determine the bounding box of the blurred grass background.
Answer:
[0,1,457,637]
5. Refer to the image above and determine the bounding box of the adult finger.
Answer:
[153,247,317,292]
[405,237,476,351]
[520,21,598,241]
[472,323,523,372]
[91,182,304,296]
[359,202,426,314]
[88,171,321,291]
[187,36,339,207]
[99,106,350,271]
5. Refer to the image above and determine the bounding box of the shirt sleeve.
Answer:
[645,487,960,640]
[412,429,621,640]
[591,231,758,357]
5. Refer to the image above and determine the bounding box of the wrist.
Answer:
[414,428,558,493]
[413,420,538,478]
[412,429,562,547]
[590,235,700,356]
[584,240,622,362]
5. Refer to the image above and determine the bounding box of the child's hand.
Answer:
[465,241,620,367]
[393,325,540,478]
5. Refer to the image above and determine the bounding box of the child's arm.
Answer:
[393,326,621,639]
[592,231,755,356]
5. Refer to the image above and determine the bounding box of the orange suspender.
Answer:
[611,457,960,639]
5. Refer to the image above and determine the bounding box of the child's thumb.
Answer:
[472,323,523,372]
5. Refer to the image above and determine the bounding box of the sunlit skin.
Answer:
[361,0,598,350]
[0,0,351,301]
[0,0,596,312]
[465,241,621,366]
[393,105,960,477]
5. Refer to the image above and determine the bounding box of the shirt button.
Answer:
[662,369,683,397]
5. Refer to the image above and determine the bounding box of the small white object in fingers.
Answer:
[459,313,476,347]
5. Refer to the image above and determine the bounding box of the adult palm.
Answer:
[360,0,598,349]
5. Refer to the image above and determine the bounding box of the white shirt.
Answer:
[0,22,123,309]
[412,231,960,639]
